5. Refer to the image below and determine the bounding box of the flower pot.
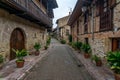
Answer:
[114,73,120,80]
[35,51,40,56]
[84,53,90,58]
[16,60,24,68]
[96,61,102,66]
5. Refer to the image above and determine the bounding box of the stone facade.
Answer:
[0,8,47,62]
[56,15,71,43]
[69,0,120,58]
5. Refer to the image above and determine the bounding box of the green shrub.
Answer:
[60,39,66,44]
[106,51,120,74]
[44,45,48,50]
[68,42,72,46]
[71,41,83,50]
[68,35,72,43]
[46,37,51,46]
[82,43,91,53]
[75,42,83,49]
[12,49,28,61]
[92,55,101,62]
[34,43,41,51]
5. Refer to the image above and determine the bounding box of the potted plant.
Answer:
[60,39,66,44]
[0,54,4,69]
[82,43,91,58]
[12,49,28,68]
[92,55,102,66]
[46,37,51,45]
[44,45,48,50]
[68,35,72,43]
[106,51,120,80]
[34,43,41,56]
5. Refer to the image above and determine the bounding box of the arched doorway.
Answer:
[10,28,25,60]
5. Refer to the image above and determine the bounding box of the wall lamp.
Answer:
[113,26,120,34]
[81,6,87,13]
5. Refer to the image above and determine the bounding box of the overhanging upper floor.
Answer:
[0,0,58,29]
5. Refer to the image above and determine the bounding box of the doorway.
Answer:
[112,38,120,51]
[10,28,25,60]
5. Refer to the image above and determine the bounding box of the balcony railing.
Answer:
[2,0,52,27]
[100,10,113,31]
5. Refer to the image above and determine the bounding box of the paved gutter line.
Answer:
[66,45,97,80]
[67,45,114,80]
[65,45,82,67]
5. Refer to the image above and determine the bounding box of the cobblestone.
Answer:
[24,39,94,80]
[69,46,115,80]
[0,39,113,80]
[0,49,49,80]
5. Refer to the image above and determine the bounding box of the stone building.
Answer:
[68,0,120,57]
[52,27,58,39]
[56,15,71,43]
[0,0,58,62]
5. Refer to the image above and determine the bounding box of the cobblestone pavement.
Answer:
[24,39,94,80]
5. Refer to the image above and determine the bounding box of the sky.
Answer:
[53,0,77,28]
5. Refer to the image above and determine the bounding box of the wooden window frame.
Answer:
[99,0,113,31]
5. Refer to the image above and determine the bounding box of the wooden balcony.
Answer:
[100,10,113,31]
[0,0,52,28]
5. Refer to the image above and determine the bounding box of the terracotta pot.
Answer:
[35,51,40,56]
[96,61,102,66]
[16,61,24,68]
[84,53,90,58]
[115,73,120,80]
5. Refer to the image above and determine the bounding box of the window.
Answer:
[100,0,113,31]
[66,29,69,36]
[96,1,100,16]
[42,33,44,39]
[103,0,109,12]
[85,38,88,44]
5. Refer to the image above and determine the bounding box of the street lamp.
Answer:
[113,25,120,34]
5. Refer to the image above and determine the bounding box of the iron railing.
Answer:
[100,10,113,31]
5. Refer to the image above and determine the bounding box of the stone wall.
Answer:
[114,0,120,28]
[75,1,120,58]
[62,25,70,43]
[0,9,47,62]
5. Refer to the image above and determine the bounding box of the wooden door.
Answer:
[112,38,117,51]
[112,38,120,51]
[10,28,25,60]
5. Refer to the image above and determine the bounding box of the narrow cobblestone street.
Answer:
[24,39,94,80]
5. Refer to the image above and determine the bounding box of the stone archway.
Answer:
[10,28,25,60]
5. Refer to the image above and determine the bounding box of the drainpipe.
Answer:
[91,3,94,40]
